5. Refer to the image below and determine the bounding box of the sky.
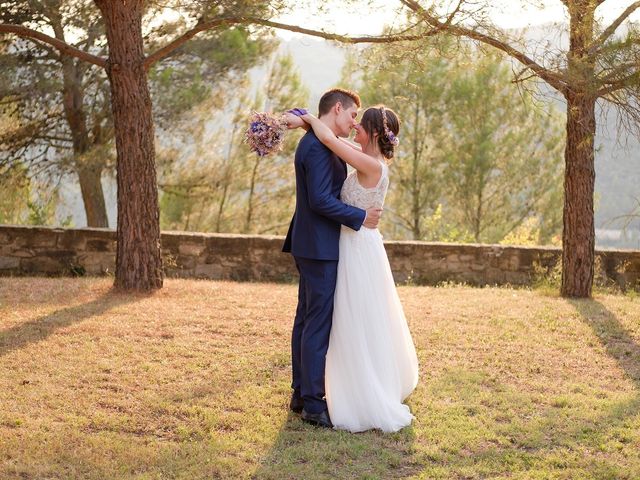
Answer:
[274,0,640,39]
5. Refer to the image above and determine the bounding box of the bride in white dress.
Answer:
[291,105,419,433]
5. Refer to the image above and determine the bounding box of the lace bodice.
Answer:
[340,162,389,210]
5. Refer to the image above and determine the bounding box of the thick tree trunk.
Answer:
[561,93,596,297]
[561,1,597,298]
[96,0,163,291]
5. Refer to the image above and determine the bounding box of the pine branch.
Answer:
[598,70,640,95]
[143,16,428,69]
[589,1,640,55]
[0,24,107,68]
[398,0,570,94]
[600,59,638,79]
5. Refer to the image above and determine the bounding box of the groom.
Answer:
[283,88,382,428]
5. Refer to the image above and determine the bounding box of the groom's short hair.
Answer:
[318,88,361,117]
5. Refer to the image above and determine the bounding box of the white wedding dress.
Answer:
[325,161,419,433]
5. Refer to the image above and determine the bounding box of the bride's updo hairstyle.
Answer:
[360,105,401,162]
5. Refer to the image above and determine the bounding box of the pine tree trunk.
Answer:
[77,164,108,227]
[561,1,597,298]
[95,0,163,291]
[60,58,109,227]
[561,93,596,298]
[411,101,422,240]
[52,10,110,228]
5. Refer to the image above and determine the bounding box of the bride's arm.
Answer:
[338,137,362,152]
[284,113,310,131]
[301,113,380,177]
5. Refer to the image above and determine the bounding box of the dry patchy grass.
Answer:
[1,277,639,479]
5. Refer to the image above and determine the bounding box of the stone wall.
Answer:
[1,225,639,289]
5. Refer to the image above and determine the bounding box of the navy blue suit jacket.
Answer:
[283,130,366,261]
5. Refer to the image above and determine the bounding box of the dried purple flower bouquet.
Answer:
[245,112,288,157]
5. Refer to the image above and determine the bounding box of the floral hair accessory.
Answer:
[380,106,399,147]
[245,111,288,157]
[287,108,309,117]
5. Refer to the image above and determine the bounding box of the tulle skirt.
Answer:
[326,226,419,433]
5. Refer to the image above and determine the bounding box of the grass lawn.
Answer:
[1,277,639,479]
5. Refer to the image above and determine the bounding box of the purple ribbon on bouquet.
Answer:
[287,108,308,117]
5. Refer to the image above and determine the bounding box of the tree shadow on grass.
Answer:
[428,298,640,478]
[250,410,419,480]
[504,298,640,475]
[570,298,640,387]
[0,290,138,358]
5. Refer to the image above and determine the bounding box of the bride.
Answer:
[286,105,419,433]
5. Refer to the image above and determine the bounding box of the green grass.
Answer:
[1,277,639,479]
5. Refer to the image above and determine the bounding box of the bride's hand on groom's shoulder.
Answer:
[285,112,305,130]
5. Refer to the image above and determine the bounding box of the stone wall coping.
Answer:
[2,224,639,253]
[1,225,639,287]
[2,224,638,254]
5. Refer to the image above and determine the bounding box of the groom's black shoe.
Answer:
[289,394,304,414]
[301,409,333,429]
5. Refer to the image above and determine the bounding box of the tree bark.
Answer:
[95,0,162,291]
[561,1,597,298]
[561,93,596,297]
[411,100,421,240]
[77,163,108,227]
[60,59,109,227]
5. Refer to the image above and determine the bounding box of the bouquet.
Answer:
[244,111,288,157]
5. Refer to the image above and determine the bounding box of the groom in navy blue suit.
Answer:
[283,89,382,428]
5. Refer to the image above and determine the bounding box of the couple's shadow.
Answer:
[250,410,418,479]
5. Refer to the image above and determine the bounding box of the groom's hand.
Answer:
[363,208,383,229]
